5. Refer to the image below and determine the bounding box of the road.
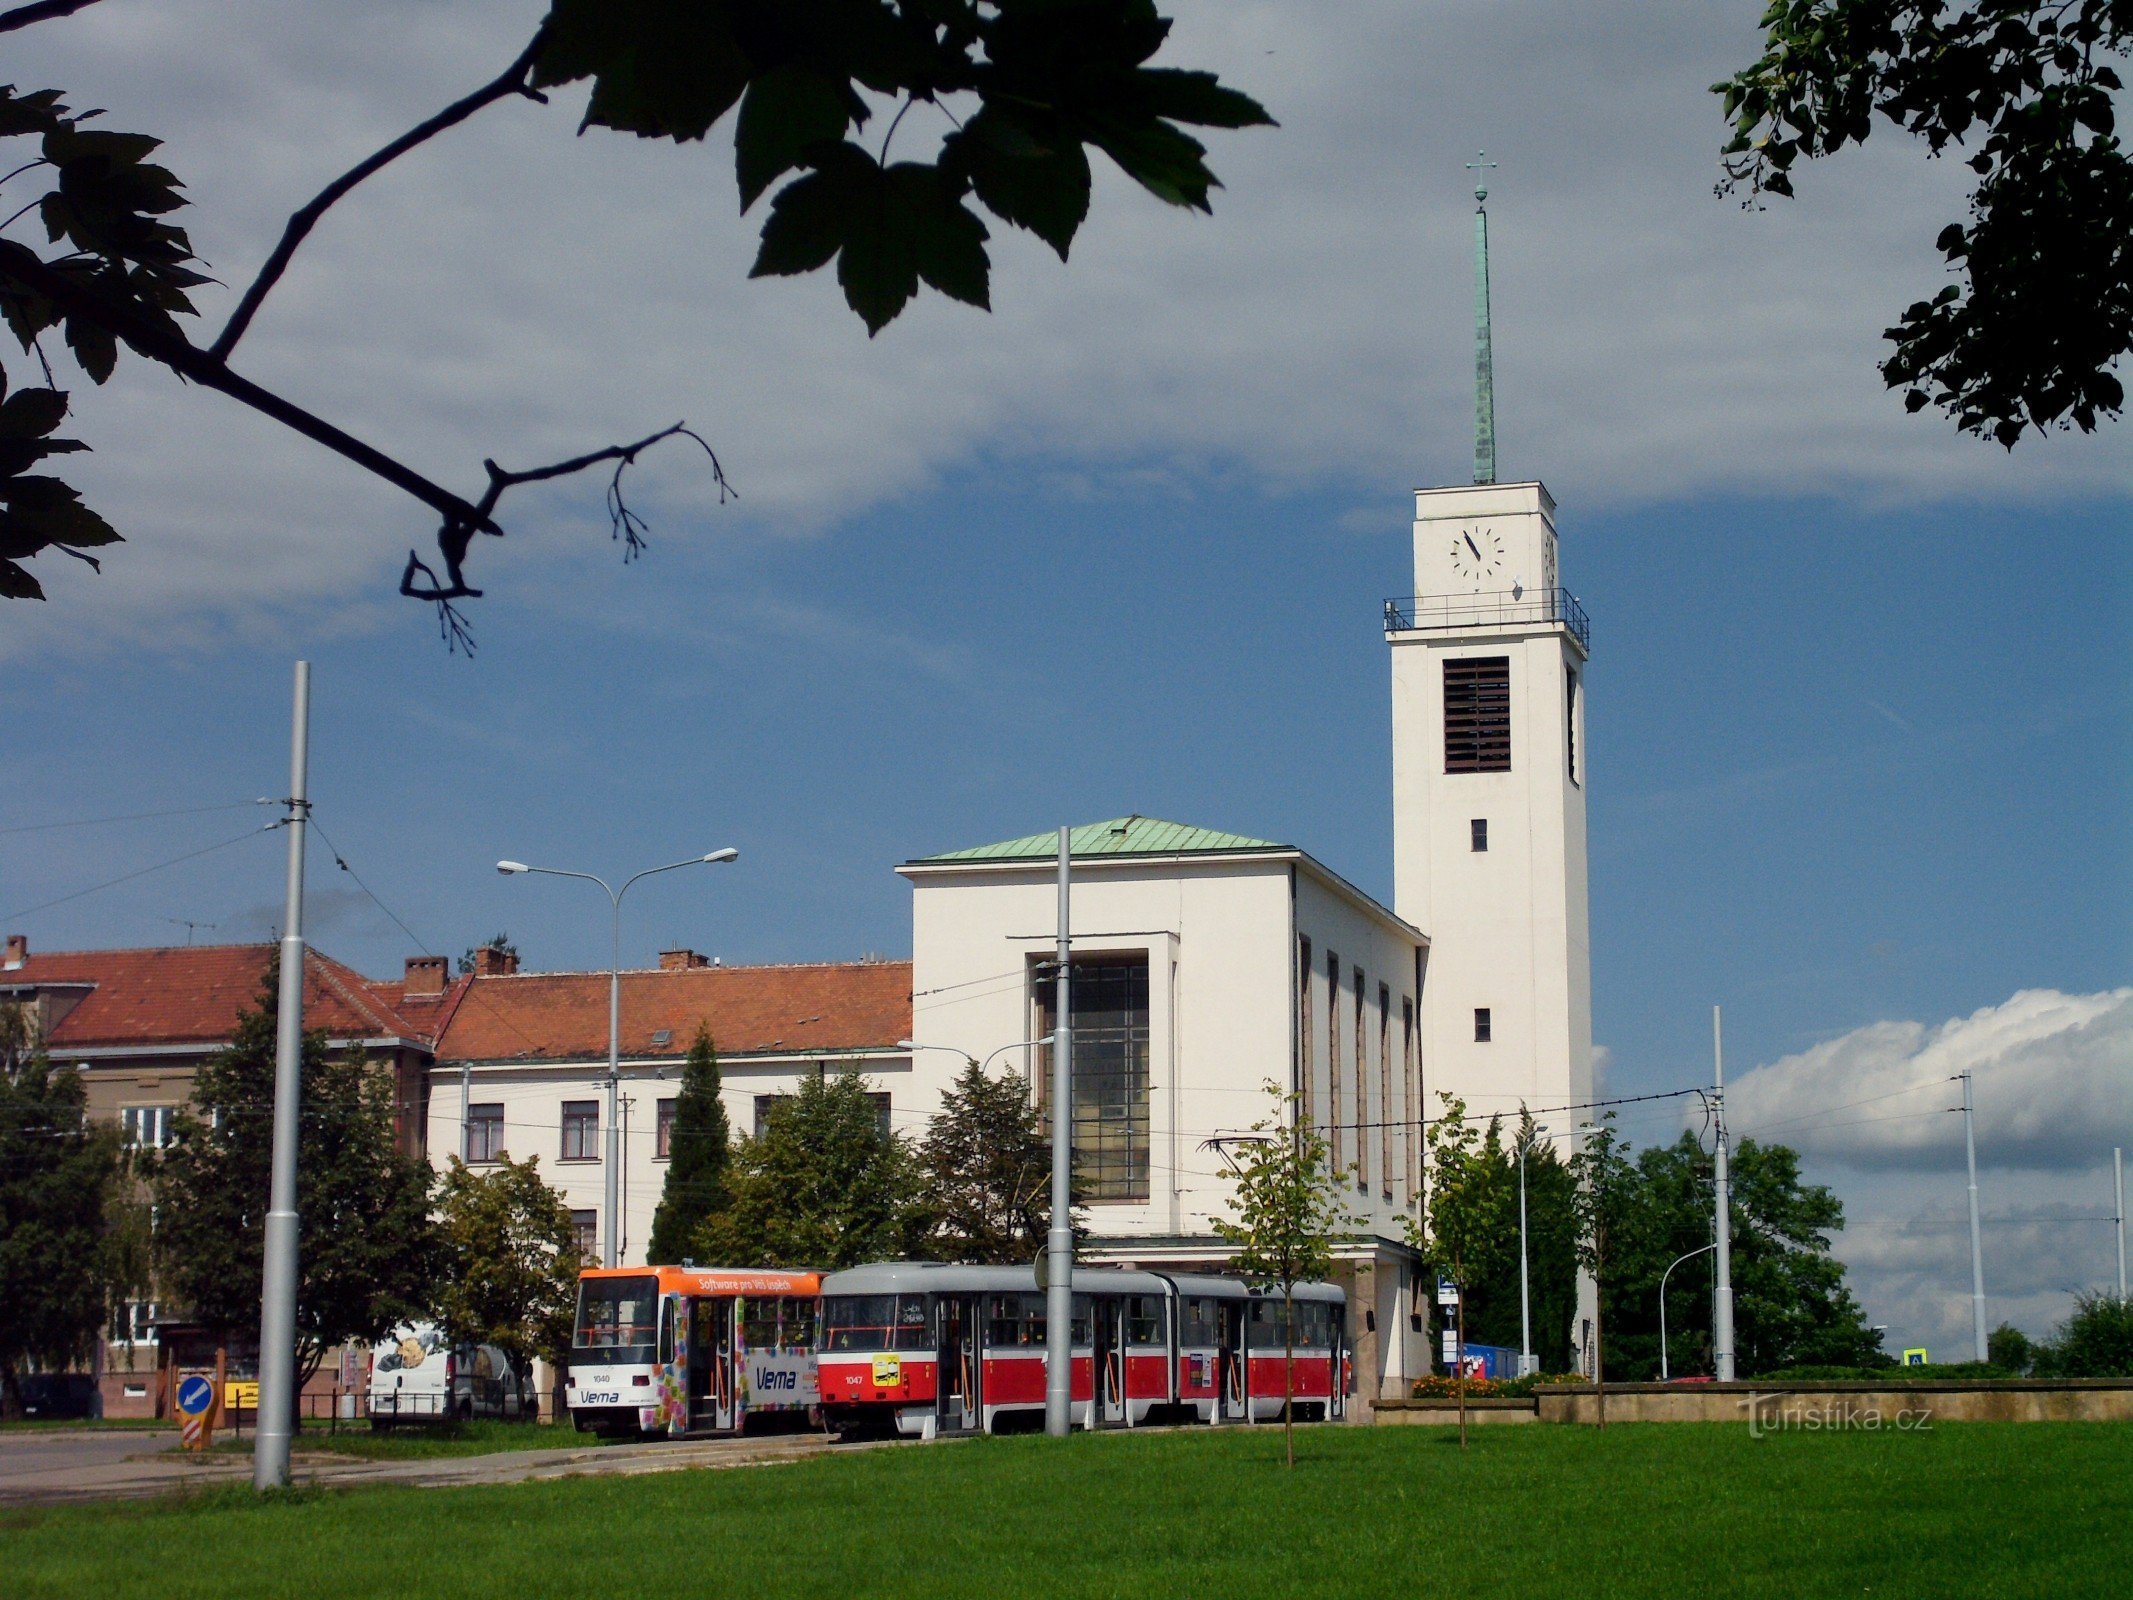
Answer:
[0,1426,885,1505]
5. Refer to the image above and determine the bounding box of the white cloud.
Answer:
[3,1,2127,653]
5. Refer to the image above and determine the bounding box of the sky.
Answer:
[2,2,2128,1356]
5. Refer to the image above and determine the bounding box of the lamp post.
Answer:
[1517,1123,1550,1378]
[498,848,738,1268]
[1658,1241,1717,1381]
[898,1038,1050,1081]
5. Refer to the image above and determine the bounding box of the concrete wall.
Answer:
[1535,1381,2133,1425]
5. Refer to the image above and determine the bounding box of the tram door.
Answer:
[1217,1300,1247,1423]
[1091,1296,1126,1428]
[937,1294,980,1432]
[692,1297,737,1431]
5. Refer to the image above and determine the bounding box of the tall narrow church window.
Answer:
[1378,983,1393,1201]
[1445,656,1511,773]
[1567,665,1580,785]
[1402,998,1418,1199]
[1353,967,1368,1192]
[1326,949,1342,1173]
[1297,937,1313,1130]
[1034,955,1151,1203]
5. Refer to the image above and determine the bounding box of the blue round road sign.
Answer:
[176,1374,213,1415]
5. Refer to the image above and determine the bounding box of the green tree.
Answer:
[1716,2,2130,444]
[1213,1082,1352,1468]
[1567,1116,1635,1426]
[2035,1291,2133,1378]
[1987,1320,2035,1375]
[152,969,440,1381]
[1407,1094,1509,1446]
[457,934,518,976]
[913,1060,1064,1263]
[434,1154,580,1409]
[0,1044,122,1417]
[697,1070,916,1269]
[0,2,1272,612]
[647,1026,731,1265]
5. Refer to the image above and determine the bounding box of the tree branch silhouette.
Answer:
[0,0,107,35]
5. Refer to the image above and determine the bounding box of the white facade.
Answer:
[1389,480,1594,1127]
[898,829,1431,1400]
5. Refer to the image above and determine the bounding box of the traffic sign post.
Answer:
[175,1372,217,1452]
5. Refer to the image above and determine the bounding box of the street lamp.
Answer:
[1517,1123,1551,1378]
[498,848,739,1268]
[1658,1241,1717,1381]
[897,1037,1050,1081]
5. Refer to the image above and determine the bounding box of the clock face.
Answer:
[1448,525,1504,586]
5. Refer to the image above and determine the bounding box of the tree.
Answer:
[433,1153,580,1410]
[152,969,440,1381]
[647,1026,732,1265]
[1212,1082,1352,1468]
[696,1069,916,1269]
[912,1059,1064,1263]
[0,1043,122,1417]
[1408,1094,1509,1447]
[2035,1291,2133,1378]
[0,2,1272,620]
[1567,1116,1634,1427]
[1987,1320,2035,1375]
[457,934,518,976]
[1716,2,2130,445]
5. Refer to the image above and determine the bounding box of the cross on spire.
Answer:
[1468,153,1498,484]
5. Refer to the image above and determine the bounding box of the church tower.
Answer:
[1387,162,1594,1151]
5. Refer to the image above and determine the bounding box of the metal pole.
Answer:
[1712,1006,1735,1383]
[1517,1139,1532,1377]
[2115,1148,2126,1299]
[1963,1071,1986,1361]
[1659,1242,1716,1383]
[606,894,622,1269]
[1044,825,1074,1438]
[254,660,310,1490]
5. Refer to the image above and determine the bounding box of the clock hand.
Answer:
[1463,532,1481,559]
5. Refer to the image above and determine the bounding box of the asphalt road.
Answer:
[0,1428,181,1500]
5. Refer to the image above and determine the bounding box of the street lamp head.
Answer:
[896,1039,917,1051]
[496,860,529,875]
[702,847,739,864]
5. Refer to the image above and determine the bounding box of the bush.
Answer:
[1756,1363,2014,1383]
[1987,1322,2034,1375]
[2035,1293,2133,1379]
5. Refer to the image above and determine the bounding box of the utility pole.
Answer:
[1712,1005,1735,1383]
[1962,1070,1987,1362]
[2115,1148,2126,1299]
[1044,826,1074,1438]
[254,660,310,1491]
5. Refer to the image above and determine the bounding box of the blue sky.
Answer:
[2,1,2128,1350]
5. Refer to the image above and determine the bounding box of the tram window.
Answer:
[740,1299,781,1351]
[822,1295,897,1351]
[782,1296,816,1352]
[1181,1297,1221,1347]
[1246,1297,1330,1351]
[575,1274,659,1357]
[986,1294,1045,1348]
[1070,1294,1092,1346]
[1126,1295,1166,1346]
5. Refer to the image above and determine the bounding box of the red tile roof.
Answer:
[4,942,445,1049]
[434,961,912,1063]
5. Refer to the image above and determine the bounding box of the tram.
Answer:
[566,1266,821,1437]
[815,1262,1346,1437]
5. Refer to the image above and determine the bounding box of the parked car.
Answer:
[366,1323,534,1427]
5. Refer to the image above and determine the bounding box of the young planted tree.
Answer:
[914,1060,1062,1264]
[434,1154,580,1413]
[697,1069,916,1270]
[153,970,440,1382]
[1408,1094,1510,1448]
[647,1027,732,1266]
[0,1037,122,1417]
[1213,1081,1353,1468]
[1567,1116,1635,1428]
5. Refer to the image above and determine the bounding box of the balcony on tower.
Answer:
[1382,586,1590,654]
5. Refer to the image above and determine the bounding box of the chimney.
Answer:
[659,948,710,971]
[403,955,449,997]
[472,945,520,977]
[3,933,26,970]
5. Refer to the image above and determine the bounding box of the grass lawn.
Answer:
[211,1419,593,1461]
[0,1418,172,1432]
[4,1421,2128,1599]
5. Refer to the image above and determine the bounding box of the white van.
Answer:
[367,1323,535,1427]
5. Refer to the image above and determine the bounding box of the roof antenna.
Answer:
[164,917,217,945]
[1466,151,1500,485]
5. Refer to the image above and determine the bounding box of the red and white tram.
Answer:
[816,1262,1346,1437]
[567,1266,822,1438]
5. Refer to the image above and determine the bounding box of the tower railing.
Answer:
[1383,587,1590,653]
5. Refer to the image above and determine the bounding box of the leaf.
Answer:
[1134,68,1276,130]
[949,107,1091,259]
[735,67,850,211]
[534,0,753,142]
[0,557,44,600]
[62,315,115,384]
[0,387,67,439]
[891,163,990,310]
[750,152,867,279]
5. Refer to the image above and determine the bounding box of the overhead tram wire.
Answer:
[1,819,280,922]
[0,797,271,836]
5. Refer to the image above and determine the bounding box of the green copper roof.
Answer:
[913,816,1287,864]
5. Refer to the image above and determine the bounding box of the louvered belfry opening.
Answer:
[1444,655,1512,773]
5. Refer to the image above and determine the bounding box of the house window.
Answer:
[1353,966,1368,1193]
[1471,818,1489,852]
[466,1103,505,1163]
[1474,1008,1493,1044]
[1445,656,1511,773]
[110,1300,158,1344]
[1297,937,1313,1133]
[1034,955,1151,1203]
[570,1210,597,1262]
[119,1105,171,1148]
[1326,950,1342,1173]
[1403,998,1418,1199]
[561,1101,600,1162]
[1567,665,1580,785]
[1379,983,1393,1201]
[655,1098,676,1160]
[869,1092,892,1141]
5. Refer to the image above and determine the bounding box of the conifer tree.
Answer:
[914,1061,1059,1264]
[648,1026,731,1265]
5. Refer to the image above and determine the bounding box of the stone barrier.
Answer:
[1534,1379,2133,1426]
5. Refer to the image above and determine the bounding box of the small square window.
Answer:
[561,1100,600,1161]
[754,1094,787,1137]
[570,1209,597,1262]
[1470,818,1488,852]
[1474,1008,1492,1043]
